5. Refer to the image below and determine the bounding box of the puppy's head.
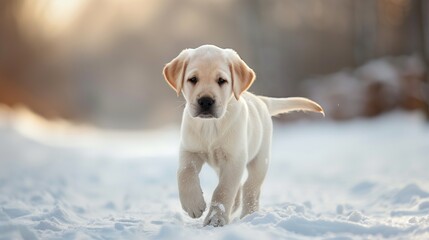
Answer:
[163,45,255,119]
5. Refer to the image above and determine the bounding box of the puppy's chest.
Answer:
[191,136,229,166]
[182,119,231,167]
[187,122,224,149]
[197,148,228,169]
[186,125,231,168]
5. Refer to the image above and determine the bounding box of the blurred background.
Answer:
[0,0,428,129]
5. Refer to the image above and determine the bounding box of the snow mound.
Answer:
[278,215,415,238]
[391,184,429,204]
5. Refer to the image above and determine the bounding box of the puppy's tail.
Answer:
[258,96,324,117]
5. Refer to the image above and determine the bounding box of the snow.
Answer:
[0,108,429,239]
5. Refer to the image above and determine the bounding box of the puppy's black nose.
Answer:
[198,97,215,110]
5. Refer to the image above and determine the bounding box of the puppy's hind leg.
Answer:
[241,149,270,218]
[231,186,242,214]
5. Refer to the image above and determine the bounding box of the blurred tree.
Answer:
[417,0,429,117]
[353,0,378,65]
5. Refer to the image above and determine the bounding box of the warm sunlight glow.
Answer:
[44,0,85,30]
[19,0,86,38]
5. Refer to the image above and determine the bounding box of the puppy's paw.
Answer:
[203,203,228,227]
[180,188,206,218]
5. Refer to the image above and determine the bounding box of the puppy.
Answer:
[163,45,324,227]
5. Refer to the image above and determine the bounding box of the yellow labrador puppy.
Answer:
[163,45,323,227]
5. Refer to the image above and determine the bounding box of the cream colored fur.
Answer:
[163,45,323,227]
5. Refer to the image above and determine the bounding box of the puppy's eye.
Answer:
[188,77,198,85]
[217,78,227,86]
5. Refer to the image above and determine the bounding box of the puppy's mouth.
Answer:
[196,111,217,119]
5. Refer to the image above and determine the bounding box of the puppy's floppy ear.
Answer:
[226,49,255,100]
[163,49,191,96]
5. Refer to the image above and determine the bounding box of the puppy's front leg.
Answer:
[178,151,206,218]
[204,153,245,227]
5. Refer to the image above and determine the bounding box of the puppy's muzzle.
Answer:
[197,96,216,118]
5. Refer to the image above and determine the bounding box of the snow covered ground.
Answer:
[1,108,429,239]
